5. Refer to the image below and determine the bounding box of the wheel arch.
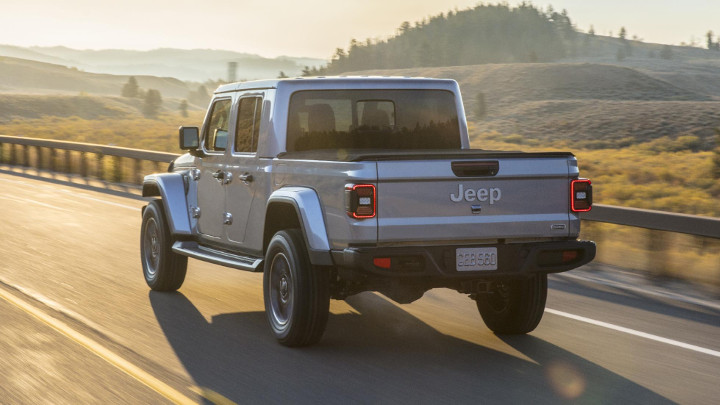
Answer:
[142,173,192,236]
[265,187,332,266]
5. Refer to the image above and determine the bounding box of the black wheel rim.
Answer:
[143,217,160,278]
[486,280,510,313]
[268,252,293,329]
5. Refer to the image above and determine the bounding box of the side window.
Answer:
[235,97,263,153]
[204,98,232,152]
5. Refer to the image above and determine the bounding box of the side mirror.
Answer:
[179,126,199,150]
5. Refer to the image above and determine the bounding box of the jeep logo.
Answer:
[450,184,502,204]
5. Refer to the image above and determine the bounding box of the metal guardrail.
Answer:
[0,135,178,184]
[1,135,718,284]
[1,134,717,238]
[583,204,720,239]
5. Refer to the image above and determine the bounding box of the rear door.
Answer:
[376,155,573,243]
[225,94,264,246]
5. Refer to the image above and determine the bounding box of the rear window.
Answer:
[286,90,460,151]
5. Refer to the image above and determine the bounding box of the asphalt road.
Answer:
[0,168,718,404]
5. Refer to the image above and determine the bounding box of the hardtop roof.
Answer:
[214,76,458,94]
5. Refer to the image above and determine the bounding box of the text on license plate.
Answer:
[456,247,498,271]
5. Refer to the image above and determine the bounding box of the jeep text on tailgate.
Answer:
[140,77,595,347]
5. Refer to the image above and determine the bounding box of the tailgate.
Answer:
[376,155,575,243]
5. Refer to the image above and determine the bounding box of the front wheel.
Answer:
[263,229,330,347]
[475,274,547,335]
[140,200,187,291]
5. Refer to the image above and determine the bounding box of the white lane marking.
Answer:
[546,308,720,359]
[0,285,196,405]
[0,194,70,212]
[556,272,720,311]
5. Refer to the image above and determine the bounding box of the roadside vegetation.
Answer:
[471,128,720,218]
[0,112,204,152]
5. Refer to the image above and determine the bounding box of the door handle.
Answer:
[212,170,232,184]
[239,173,253,184]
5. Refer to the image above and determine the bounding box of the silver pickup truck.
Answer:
[140,77,595,346]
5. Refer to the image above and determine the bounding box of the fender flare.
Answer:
[267,187,332,266]
[142,173,192,236]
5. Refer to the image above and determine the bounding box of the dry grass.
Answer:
[0,111,205,152]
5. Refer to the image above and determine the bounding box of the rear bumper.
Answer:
[332,240,596,280]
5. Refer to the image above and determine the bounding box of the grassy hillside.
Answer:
[346,62,720,149]
[0,56,193,98]
[0,94,135,120]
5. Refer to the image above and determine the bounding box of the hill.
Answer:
[0,45,324,82]
[345,62,720,149]
[0,94,136,120]
[0,56,196,98]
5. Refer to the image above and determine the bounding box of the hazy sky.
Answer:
[1,0,717,59]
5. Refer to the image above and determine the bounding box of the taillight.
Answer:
[345,184,376,218]
[571,179,592,212]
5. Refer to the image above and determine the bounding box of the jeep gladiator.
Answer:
[140,77,596,346]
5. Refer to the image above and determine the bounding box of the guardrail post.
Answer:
[9,144,16,165]
[22,145,29,167]
[36,146,43,170]
[65,150,72,174]
[49,148,57,172]
[80,152,88,178]
[647,230,670,279]
[134,159,143,184]
[96,153,104,180]
[113,156,122,183]
[0,142,4,164]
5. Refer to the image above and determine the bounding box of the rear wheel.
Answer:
[140,200,187,291]
[475,274,547,334]
[263,229,330,347]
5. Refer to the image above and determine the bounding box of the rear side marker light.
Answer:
[373,257,391,269]
[537,249,582,267]
[345,184,376,219]
[571,179,592,212]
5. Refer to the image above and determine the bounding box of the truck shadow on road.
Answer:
[149,291,671,404]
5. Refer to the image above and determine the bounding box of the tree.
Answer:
[188,85,209,106]
[143,89,162,118]
[277,71,288,78]
[121,76,139,98]
[588,25,595,36]
[619,27,627,40]
[707,30,716,50]
[179,99,188,118]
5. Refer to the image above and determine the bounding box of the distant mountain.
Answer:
[0,45,325,82]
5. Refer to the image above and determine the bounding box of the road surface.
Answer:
[0,168,718,404]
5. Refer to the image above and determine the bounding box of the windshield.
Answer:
[286,89,461,151]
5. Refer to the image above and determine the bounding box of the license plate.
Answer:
[456,247,498,271]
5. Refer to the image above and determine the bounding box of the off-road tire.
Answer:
[140,200,187,291]
[263,229,330,347]
[475,274,547,334]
